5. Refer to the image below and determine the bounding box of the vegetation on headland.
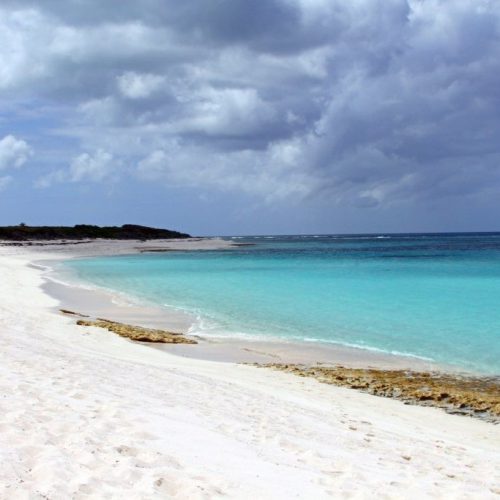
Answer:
[0,224,190,241]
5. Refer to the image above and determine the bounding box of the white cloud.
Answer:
[0,9,50,90]
[117,72,166,99]
[35,151,116,187]
[3,0,500,207]
[34,168,66,189]
[137,149,169,179]
[136,138,318,202]
[0,135,32,170]
[69,150,115,182]
[0,176,12,190]
[174,87,277,136]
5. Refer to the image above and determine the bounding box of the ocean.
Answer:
[64,233,500,374]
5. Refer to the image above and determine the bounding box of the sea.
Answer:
[63,233,500,375]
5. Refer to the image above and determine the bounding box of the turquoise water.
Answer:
[65,233,500,374]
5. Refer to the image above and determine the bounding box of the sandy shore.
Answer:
[37,240,445,371]
[1,241,499,498]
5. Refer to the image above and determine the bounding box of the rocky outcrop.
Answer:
[255,363,500,422]
[76,318,197,344]
[60,309,89,318]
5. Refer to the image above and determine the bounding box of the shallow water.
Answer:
[65,233,500,374]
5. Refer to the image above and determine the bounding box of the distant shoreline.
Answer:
[0,223,190,241]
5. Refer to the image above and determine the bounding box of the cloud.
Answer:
[34,169,66,189]
[0,135,32,171]
[69,150,116,182]
[117,72,166,99]
[0,176,13,191]
[36,149,116,187]
[1,0,500,207]
[137,138,319,201]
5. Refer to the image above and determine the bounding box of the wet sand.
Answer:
[44,271,443,370]
[37,243,500,424]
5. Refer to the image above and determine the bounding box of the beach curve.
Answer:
[0,241,499,498]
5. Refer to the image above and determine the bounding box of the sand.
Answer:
[0,241,499,498]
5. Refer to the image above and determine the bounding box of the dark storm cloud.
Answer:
[2,0,327,52]
[1,0,500,206]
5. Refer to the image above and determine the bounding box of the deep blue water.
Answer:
[65,233,500,374]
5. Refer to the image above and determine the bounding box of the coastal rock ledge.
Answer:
[255,363,500,423]
[75,318,197,344]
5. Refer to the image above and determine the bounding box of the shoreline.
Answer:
[28,239,500,423]
[44,266,446,370]
[28,238,461,374]
[44,272,500,423]
[0,240,499,497]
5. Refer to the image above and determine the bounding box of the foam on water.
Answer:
[64,233,500,374]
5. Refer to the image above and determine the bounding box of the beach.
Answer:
[0,240,499,498]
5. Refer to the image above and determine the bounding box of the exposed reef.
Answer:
[254,363,500,423]
[74,317,197,344]
[59,309,89,317]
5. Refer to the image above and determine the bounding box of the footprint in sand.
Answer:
[115,445,138,457]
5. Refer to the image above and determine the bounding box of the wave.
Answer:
[187,320,436,363]
[302,337,434,362]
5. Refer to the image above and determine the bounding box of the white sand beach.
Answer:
[0,242,499,499]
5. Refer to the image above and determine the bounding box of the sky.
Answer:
[1,0,500,236]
